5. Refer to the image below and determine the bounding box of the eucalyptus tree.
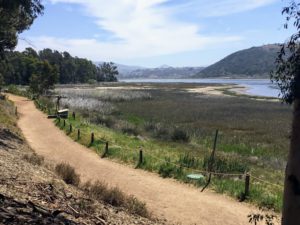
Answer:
[99,62,119,82]
[0,0,44,55]
[0,0,43,91]
[29,60,58,96]
[271,1,300,224]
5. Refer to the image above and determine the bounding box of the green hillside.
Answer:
[195,44,280,78]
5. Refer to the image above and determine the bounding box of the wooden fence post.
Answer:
[69,124,72,133]
[244,173,250,199]
[77,129,80,139]
[139,148,143,165]
[15,106,18,116]
[72,112,76,120]
[91,132,94,144]
[101,142,108,158]
[201,129,219,192]
[63,120,66,127]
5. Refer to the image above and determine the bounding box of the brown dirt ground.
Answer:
[8,94,265,225]
[0,98,163,225]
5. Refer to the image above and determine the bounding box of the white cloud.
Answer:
[18,0,277,61]
[173,0,278,17]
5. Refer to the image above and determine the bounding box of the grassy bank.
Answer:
[34,82,289,212]
[0,96,18,133]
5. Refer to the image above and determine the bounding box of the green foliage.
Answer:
[271,1,300,104]
[0,1,44,55]
[0,73,4,91]
[29,61,58,96]
[158,158,183,178]
[98,62,118,82]
[7,85,27,96]
[120,123,139,136]
[143,121,156,132]
[90,114,115,128]
[171,128,190,142]
[0,48,119,87]
[0,98,18,131]
[203,154,248,174]
[152,123,170,140]
[178,153,202,169]
[87,79,97,85]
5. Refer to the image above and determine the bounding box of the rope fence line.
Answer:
[39,103,285,193]
[146,155,224,181]
[150,154,284,188]
[59,115,285,189]
[250,175,284,188]
[149,154,245,177]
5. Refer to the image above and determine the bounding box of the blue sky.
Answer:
[17,0,295,67]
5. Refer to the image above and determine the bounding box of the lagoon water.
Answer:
[121,78,280,98]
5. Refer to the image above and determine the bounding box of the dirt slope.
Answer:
[9,94,257,225]
[0,98,160,225]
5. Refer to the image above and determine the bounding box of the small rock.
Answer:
[65,193,73,199]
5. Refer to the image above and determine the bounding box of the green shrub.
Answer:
[144,121,156,132]
[90,114,115,128]
[171,128,189,142]
[38,96,55,113]
[158,158,181,178]
[7,85,27,97]
[258,193,279,210]
[55,162,80,186]
[153,123,170,140]
[87,79,97,85]
[120,122,139,136]
[203,155,248,174]
[159,163,175,178]
[178,154,202,169]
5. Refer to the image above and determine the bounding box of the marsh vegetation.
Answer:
[46,82,291,211]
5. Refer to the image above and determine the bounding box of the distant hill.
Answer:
[195,44,281,78]
[95,61,144,75]
[119,66,205,79]
[115,63,145,75]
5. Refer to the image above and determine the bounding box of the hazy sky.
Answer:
[17,0,295,67]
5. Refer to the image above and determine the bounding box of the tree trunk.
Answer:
[283,99,300,225]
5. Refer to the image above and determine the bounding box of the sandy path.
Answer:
[9,94,257,225]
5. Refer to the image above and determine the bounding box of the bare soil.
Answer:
[0,98,162,225]
[9,94,260,225]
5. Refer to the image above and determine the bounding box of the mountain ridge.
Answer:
[96,44,281,79]
[194,44,280,78]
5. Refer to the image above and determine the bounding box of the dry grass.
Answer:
[55,162,80,186]
[56,88,152,102]
[83,180,150,218]
[23,153,44,165]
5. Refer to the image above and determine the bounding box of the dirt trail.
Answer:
[9,94,257,225]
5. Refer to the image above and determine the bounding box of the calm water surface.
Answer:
[121,78,280,98]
